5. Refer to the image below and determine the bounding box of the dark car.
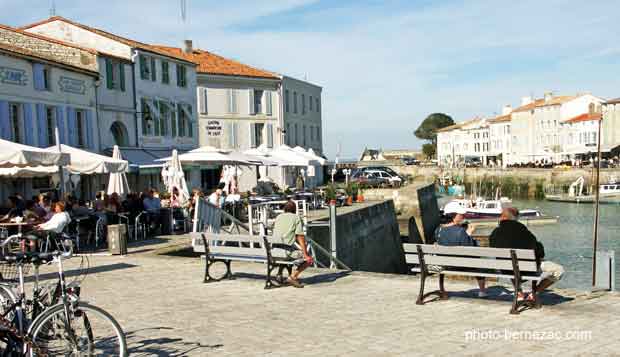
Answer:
[351,171,390,188]
[402,158,420,166]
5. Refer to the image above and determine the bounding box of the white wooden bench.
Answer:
[191,233,296,289]
[403,243,544,314]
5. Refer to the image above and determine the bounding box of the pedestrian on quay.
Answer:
[489,207,564,300]
[272,200,314,288]
[434,209,487,297]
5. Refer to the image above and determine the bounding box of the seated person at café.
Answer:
[0,196,25,222]
[35,194,51,219]
[272,201,314,288]
[25,201,71,250]
[208,183,226,208]
[71,200,91,218]
[23,200,41,222]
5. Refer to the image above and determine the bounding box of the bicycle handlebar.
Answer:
[0,233,22,248]
[0,250,72,264]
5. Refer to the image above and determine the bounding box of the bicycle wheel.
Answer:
[28,302,127,356]
[0,284,16,323]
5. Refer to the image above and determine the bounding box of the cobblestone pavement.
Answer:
[30,238,620,356]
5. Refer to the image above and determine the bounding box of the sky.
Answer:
[1,0,619,158]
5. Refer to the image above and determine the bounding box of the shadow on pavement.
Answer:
[444,285,575,306]
[26,262,138,283]
[232,270,351,287]
[126,327,223,356]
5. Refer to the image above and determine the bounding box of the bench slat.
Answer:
[205,234,265,244]
[210,253,267,263]
[209,246,267,257]
[410,267,542,281]
[403,243,536,260]
[421,255,538,272]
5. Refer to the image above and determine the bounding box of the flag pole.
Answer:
[592,114,603,287]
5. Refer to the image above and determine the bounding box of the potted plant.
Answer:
[345,183,358,205]
[357,183,365,203]
[325,184,337,205]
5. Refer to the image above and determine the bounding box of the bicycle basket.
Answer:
[0,260,30,283]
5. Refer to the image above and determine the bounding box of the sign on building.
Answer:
[0,66,28,85]
[206,120,222,137]
[58,76,86,94]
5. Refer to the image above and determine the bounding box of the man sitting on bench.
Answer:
[435,209,487,297]
[272,201,314,288]
[490,207,564,300]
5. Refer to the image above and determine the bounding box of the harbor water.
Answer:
[510,199,620,291]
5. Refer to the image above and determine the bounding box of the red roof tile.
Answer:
[563,112,602,124]
[513,96,577,112]
[487,114,512,123]
[151,45,279,79]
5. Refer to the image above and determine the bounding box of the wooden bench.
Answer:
[191,233,296,289]
[403,243,544,314]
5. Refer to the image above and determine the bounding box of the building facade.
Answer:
[0,24,99,199]
[281,76,323,154]
[22,16,200,190]
[602,98,620,153]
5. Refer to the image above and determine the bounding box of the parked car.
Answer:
[364,169,403,187]
[402,158,420,166]
[359,166,405,181]
[351,171,390,188]
[464,157,482,168]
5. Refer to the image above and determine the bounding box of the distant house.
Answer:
[359,148,422,162]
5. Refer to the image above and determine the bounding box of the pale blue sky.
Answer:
[1,0,619,158]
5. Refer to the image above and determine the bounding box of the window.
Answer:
[162,61,170,84]
[141,99,153,136]
[46,106,55,146]
[159,101,169,137]
[286,123,291,145]
[176,64,187,87]
[302,94,306,115]
[9,103,21,143]
[33,63,51,91]
[285,90,290,113]
[43,68,51,90]
[303,125,306,146]
[76,110,85,147]
[309,96,313,111]
[251,123,264,148]
[253,89,263,114]
[227,89,238,113]
[293,92,298,114]
[139,55,151,80]
[294,123,299,145]
[177,103,193,137]
[150,58,157,81]
[316,98,320,112]
[105,58,125,91]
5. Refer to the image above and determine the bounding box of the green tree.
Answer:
[422,143,436,159]
[414,113,455,145]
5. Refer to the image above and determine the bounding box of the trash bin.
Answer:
[107,224,128,255]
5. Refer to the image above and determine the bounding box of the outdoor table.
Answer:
[0,222,34,235]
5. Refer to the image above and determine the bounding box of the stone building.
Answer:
[281,75,323,154]
[21,16,200,191]
[602,98,620,154]
[0,24,99,199]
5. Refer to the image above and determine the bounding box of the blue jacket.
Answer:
[435,225,479,247]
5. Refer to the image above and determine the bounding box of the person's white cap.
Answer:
[455,207,467,215]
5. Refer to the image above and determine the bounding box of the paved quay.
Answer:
[32,237,620,356]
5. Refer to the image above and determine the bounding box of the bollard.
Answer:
[329,202,337,269]
[595,250,616,291]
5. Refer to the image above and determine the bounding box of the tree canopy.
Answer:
[422,143,436,159]
[414,113,455,144]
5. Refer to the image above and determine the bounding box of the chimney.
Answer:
[521,96,533,106]
[502,104,512,115]
[544,91,553,102]
[184,39,193,54]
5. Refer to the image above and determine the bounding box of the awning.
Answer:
[119,148,188,173]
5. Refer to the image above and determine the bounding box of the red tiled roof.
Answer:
[487,114,512,123]
[151,45,279,79]
[563,112,602,124]
[436,118,481,132]
[20,16,194,64]
[513,96,577,112]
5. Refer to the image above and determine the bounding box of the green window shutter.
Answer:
[139,55,147,80]
[171,104,177,137]
[187,105,193,137]
[150,58,156,81]
[119,63,125,91]
[176,64,181,86]
[141,99,148,135]
[181,66,186,87]
[162,61,169,84]
[105,58,113,89]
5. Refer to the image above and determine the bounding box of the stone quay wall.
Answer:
[307,200,407,274]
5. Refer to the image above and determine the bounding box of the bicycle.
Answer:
[0,235,127,356]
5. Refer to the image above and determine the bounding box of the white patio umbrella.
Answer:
[158,146,254,166]
[161,149,190,205]
[0,138,69,168]
[106,145,130,197]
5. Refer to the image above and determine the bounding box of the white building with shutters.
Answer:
[23,17,200,190]
[281,76,323,154]
[0,24,99,199]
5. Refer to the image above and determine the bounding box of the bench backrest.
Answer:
[402,243,540,274]
[191,232,266,256]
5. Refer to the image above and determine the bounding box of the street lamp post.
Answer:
[592,115,603,287]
